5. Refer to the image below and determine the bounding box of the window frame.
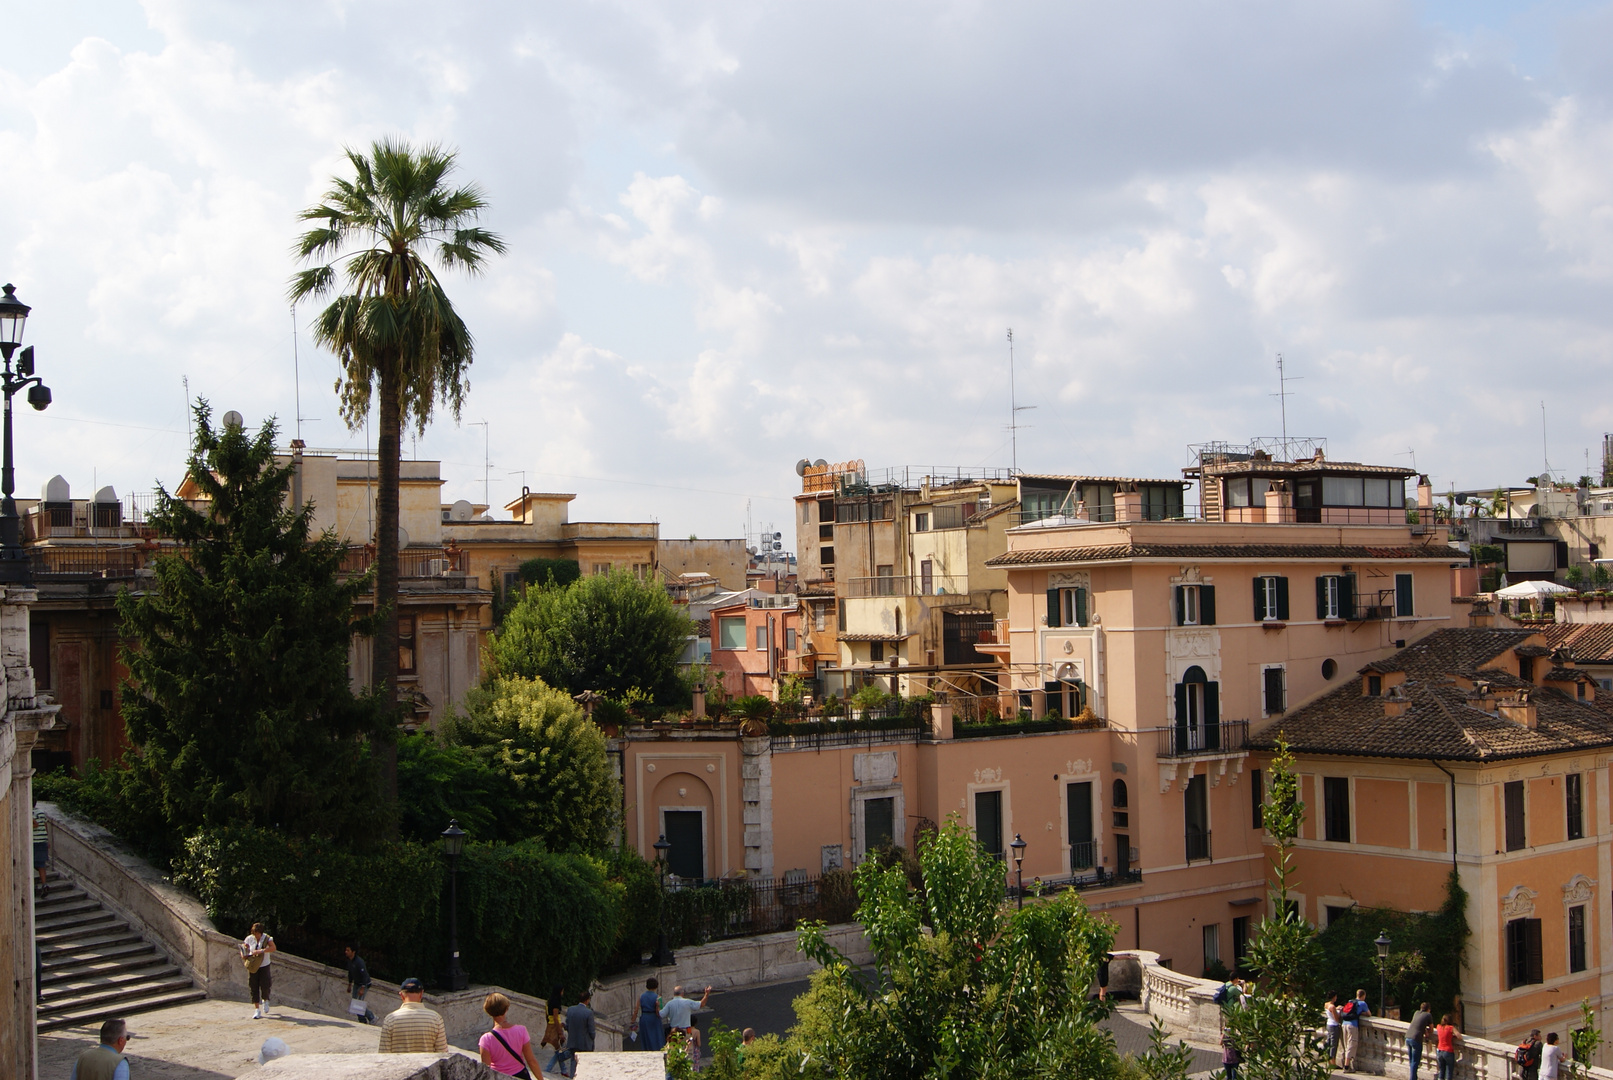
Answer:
[1322,777,1351,843]
[913,512,929,532]
[756,625,769,651]
[1506,917,1544,988]
[1262,665,1287,716]
[1569,904,1587,973]
[397,614,417,676]
[1394,572,1414,618]
[1567,772,1585,840]
[717,617,747,651]
[1254,575,1289,621]
[1504,780,1527,852]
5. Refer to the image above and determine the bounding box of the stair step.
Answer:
[37,908,117,933]
[41,930,145,957]
[35,886,90,906]
[36,914,121,944]
[41,965,183,1003]
[42,949,164,982]
[34,897,98,920]
[37,988,208,1034]
[37,976,198,1019]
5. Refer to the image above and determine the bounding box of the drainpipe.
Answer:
[1429,758,1458,871]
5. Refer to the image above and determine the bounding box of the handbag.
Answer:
[490,1028,533,1080]
[348,998,369,1016]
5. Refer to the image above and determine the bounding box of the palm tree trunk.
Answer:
[374,364,403,799]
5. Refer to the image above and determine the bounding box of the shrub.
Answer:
[733,695,773,722]
[36,760,179,867]
[395,732,512,844]
[518,558,582,589]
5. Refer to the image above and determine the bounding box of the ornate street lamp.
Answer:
[1010,833,1027,910]
[441,819,468,991]
[0,284,50,583]
[1374,930,1392,1017]
[652,833,675,967]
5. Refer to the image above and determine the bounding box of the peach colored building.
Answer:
[709,594,803,699]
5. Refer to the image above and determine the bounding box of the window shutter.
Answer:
[1201,585,1216,625]
[1316,576,1329,619]
[1046,588,1061,628]
[1525,918,1543,984]
[1204,681,1220,726]
[1173,682,1188,754]
[1276,576,1290,621]
[1174,586,1185,626]
[1396,573,1413,618]
[1557,541,1570,569]
[1254,577,1265,620]
[1074,587,1088,627]
[1342,573,1357,620]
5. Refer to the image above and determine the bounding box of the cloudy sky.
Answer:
[3,1,1613,542]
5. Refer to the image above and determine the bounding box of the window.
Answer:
[1315,574,1357,620]
[1226,477,1252,508]
[1067,782,1094,871]
[718,617,747,650]
[819,523,834,540]
[876,565,896,596]
[975,790,1003,857]
[1142,485,1185,520]
[1251,769,1264,829]
[1232,916,1251,968]
[837,600,846,632]
[864,797,895,853]
[1326,905,1353,927]
[756,626,769,651]
[1323,777,1350,842]
[99,689,114,710]
[1173,666,1221,751]
[1263,667,1286,715]
[397,615,417,675]
[785,628,798,652]
[870,641,884,662]
[1506,917,1544,988]
[814,604,827,632]
[1568,773,1584,840]
[1047,586,1088,628]
[820,546,835,565]
[1112,779,1129,828]
[1185,774,1210,861]
[1203,924,1221,972]
[1395,573,1414,618]
[503,570,521,595]
[1367,674,1382,696]
[1174,584,1216,626]
[1569,905,1587,973]
[1504,780,1526,851]
[1323,476,1365,506]
[818,499,835,523]
[802,501,812,523]
[591,562,610,575]
[1322,658,1338,679]
[914,512,930,532]
[1254,575,1289,621]
[29,619,49,690]
[920,559,934,595]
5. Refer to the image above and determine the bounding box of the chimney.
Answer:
[1382,685,1411,717]
[1115,484,1144,522]
[1468,599,1494,628]
[1497,688,1538,730]
[1264,482,1293,523]
[1418,475,1433,513]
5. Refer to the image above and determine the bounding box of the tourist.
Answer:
[541,987,566,1073]
[479,991,542,1077]
[1517,1029,1543,1080]
[1339,988,1369,1072]
[1434,1014,1461,1080]
[634,977,665,1052]
[1405,1001,1433,1080]
[1542,1032,1562,1080]
[241,921,277,1019]
[1221,1028,1242,1080]
[1097,951,1112,1001]
[33,804,49,893]
[660,984,712,1042]
[379,977,447,1053]
[562,991,596,1078]
[345,944,376,1024]
[1323,993,1342,1067]
[71,1018,131,1080]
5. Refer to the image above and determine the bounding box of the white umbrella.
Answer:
[1494,579,1576,599]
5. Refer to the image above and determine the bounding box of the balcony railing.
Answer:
[1070,840,1095,871]
[844,574,970,598]
[1185,830,1212,862]
[29,548,145,579]
[339,546,469,578]
[1153,719,1249,758]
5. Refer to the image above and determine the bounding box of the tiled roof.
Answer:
[1251,629,1613,762]
[1544,667,1596,683]
[1191,460,1416,479]
[1018,474,1188,486]
[985,542,1463,568]
[1513,644,1553,658]
[1537,623,1613,663]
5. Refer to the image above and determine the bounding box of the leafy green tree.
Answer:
[394,731,511,844]
[489,569,693,702]
[117,403,391,844]
[1223,737,1331,1080]
[289,138,505,715]
[789,816,1120,1079]
[444,677,619,852]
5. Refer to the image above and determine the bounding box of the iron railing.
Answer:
[339,546,469,577]
[1153,720,1250,758]
[1186,830,1212,863]
[662,872,859,948]
[29,548,145,578]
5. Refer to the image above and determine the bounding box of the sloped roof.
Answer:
[986,543,1462,568]
[1537,623,1613,664]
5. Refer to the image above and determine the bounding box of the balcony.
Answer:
[339,546,469,578]
[844,574,970,599]
[1153,720,1249,758]
[29,547,146,580]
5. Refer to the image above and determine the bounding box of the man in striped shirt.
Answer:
[378,978,447,1053]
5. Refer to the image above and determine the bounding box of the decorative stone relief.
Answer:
[1050,571,1091,589]
[706,763,716,773]
[1065,759,1094,776]
[646,763,656,773]
[1501,885,1537,919]
[821,845,843,872]
[1171,565,1203,585]
[1563,875,1596,905]
[854,751,899,784]
[973,767,1003,784]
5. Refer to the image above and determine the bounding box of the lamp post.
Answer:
[652,834,675,967]
[1010,833,1027,910]
[0,284,50,584]
[1374,930,1392,1017]
[441,819,468,991]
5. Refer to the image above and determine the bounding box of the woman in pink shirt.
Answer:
[479,992,542,1078]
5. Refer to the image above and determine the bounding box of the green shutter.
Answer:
[1253,577,1265,620]
[1396,573,1413,618]
[1316,576,1329,619]
[1276,576,1290,621]
[1174,585,1185,626]
[1201,585,1215,625]
[1046,588,1061,628]
[1074,587,1088,628]
[1342,573,1357,620]
[1204,681,1220,725]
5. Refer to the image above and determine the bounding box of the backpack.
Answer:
[1339,999,1358,1020]
[1517,1041,1541,1069]
[1212,984,1228,1005]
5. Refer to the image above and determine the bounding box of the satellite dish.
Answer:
[93,485,118,503]
[222,410,244,430]
[42,475,69,502]
[795,459,810,476]
[397,526,410,548]
[772,541,782,551]
[814,458,828,468]
[449,499,475,522]
[773,532,782,540]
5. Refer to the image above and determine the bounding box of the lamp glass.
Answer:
[1010,833,1027,865]
[1374,931,1391,958]
[0,284,28,350]
[441,819,466,857]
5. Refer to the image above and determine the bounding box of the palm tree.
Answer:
[289,138,505,726]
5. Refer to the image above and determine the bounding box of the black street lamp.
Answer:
[1374,930,1392,1017]
[1010,833,1027,910]
[0,284,50,584]
[652,834,674,967]
[441,819,468,991]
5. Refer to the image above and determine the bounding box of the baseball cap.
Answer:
[400,977,425,992]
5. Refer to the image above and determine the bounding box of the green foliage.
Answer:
[443,677,620,853]
[35,761,176,865]
[117,403,392,846]
[1595,564,1613,587]
[822,693,845,718]
[519,557,582,589]
[1315,870,1468,1016]
[732,695,773,721]
[777,675,807,708]
[791,816,1121,1079]
[394,732,510,844]
[1567,565,1586,586]
[1124,1016,1195,1080]
[489,568,694,702]
[604,846,662,969]
[1570,999,1603,1079]
[1472,543,1505,566]
[955,716,1073,739]
[850,683,894,711]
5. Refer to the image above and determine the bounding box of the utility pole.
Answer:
[1007,329,1034,474]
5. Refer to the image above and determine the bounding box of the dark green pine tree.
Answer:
[117,402,392,842]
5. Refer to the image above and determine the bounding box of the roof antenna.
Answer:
[291,306,303,443]
[1007,329,1035,474]
[1273,354,1301,461]
[1541,400,1552,484]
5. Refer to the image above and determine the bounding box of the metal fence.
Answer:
[1152,720,1249,758]
[663,872,859,948]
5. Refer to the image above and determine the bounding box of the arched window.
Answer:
[1174,665,1220,751]
[1112,778,1128,809]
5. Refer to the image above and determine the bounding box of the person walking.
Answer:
[562,991,596,1078]
[479,991,542,1078]
[241,922,277,1019]
[1405,1002,1433,1080]
[345,944,376,1024]
[379,977,447,1053]
[660,985,711,1039]
[1517,1029,1543,1080]
[1542,1032,1563,1080]
[71,1019,132,1080]
[635,977,665,1052]
[1220,1028,1242,1080]
[1323,993,1342,1067]
[1340,988,1370,1071]
[541,988,566,1073]
[1434,1014,1461,1080]
[33,805,50,894]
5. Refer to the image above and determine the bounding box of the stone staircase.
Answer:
[35,880,206,1033]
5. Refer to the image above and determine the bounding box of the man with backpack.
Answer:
[1339,989,1370,1072]
[1517,1029,1543,1080]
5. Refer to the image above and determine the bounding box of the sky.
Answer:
[3,1,1613,543]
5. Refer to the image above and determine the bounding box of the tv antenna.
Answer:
[469,420,491,509]
[1273,354,1301,460]
[1007,329,1035,474]
[291,307,303,442]
[1541,401,1552,484]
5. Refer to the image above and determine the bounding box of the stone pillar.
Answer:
[930,702,954,741]
[691,689,706,720]
[1264,483,1292,523]
[740,737,773,879]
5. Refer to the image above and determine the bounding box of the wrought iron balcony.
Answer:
[1153,719,1249,758]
